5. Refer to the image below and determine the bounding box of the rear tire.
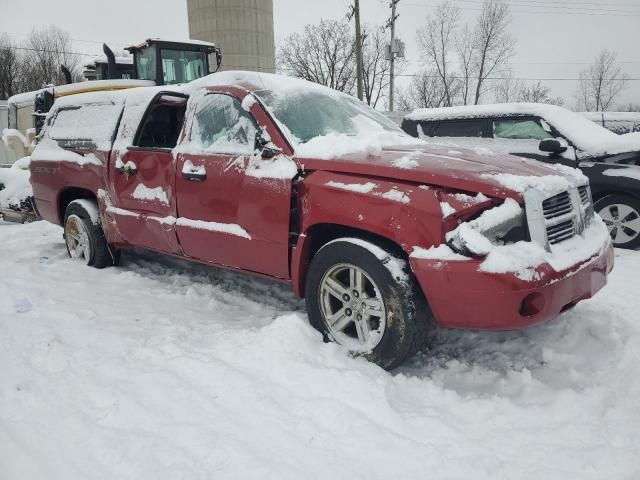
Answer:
[305,238,431,370]
[63,200,118,268]
[595,194,640,249]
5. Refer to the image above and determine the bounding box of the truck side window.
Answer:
[494,118,553,141]
[190,94,257,154]
[136,96,187,149]
[435,119,484,137]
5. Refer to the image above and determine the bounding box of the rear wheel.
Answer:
[305,238,431,370]
[63,200,118,268]
[595,194,640,249]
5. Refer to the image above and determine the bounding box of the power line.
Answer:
[1,31,128,47]
[391,73,640,81]
[401,1,640,16]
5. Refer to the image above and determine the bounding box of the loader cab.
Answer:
[126,39,221,86]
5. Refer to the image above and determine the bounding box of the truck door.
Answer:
[107,92,187,254]
[174,92,295,279]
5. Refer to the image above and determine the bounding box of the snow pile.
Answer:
[175,218,251,239]
[392,151,421,169]
[381,188,410,204]
[246,154,298,179]
[482,171,585,197]
[326,181,377,193]
[447,198,524,257]
[1,221,639,479]
[440,202,456,217]
[407,103,640,157]
[479,215,611,279]
[132,184,169,205]
[241,94,257,112]
[0,159,32,208]
[411,244,468,261]
[294,118,422,160]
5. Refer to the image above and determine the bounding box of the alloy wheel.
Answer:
[65,214,92,263]
[319,263,386,351]
[598,203,640,245]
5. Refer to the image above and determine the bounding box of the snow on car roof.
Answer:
[406,103,640,157]
[183,71,343,97]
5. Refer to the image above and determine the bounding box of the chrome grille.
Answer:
[542,191,573,219]
[578,185,594,227]
[525,183,595,251]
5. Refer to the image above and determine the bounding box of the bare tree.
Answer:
[492,70,523,103]
[19,26,83,92]
[396,70,448,111]
[360,27,406,108]
[0,34,21,100]
[618,102,640,113]
[575,49,628,112]
[456,24,476,105]
[518,81,563,105]
[277,20,356,93]
[472,0,515,104]
[416,1,460,107]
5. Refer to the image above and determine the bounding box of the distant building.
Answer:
[187,0,275,73]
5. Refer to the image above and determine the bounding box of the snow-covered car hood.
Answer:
[298,143,584,200]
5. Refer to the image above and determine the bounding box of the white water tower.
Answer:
[186,0,275,73]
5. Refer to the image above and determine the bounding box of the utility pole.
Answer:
[387,0,400,111]
[349,0,364,100]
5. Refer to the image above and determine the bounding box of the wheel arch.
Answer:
[290,222,408,298]
[57,187,97,224]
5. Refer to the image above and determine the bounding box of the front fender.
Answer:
[298,171,444,252]
[289,171,444,297]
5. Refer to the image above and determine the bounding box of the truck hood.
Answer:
[297,143,579,200]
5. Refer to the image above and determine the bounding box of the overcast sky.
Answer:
[1,0,638,109]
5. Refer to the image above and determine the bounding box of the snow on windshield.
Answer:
[254,85,422,159]
[183,71,423,159]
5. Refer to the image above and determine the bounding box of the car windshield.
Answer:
[254,88,404,144]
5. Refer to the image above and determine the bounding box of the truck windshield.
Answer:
[161,50,206,84]
[135,47,156,82]
[254,89,403,144]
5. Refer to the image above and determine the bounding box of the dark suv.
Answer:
[402,103,640,249]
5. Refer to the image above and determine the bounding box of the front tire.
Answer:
[595,194,640,249]
[63,200,117,268]
[305,238,431,370]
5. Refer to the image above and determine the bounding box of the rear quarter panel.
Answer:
[30,148,110,225]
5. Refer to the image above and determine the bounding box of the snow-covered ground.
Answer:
[1,220,639,479]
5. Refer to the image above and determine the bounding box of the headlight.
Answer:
[446,198,527,257]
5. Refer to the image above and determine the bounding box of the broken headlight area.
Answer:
[446,198,528,257]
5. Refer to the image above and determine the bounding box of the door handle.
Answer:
[182,171,207,182]
[115,160,137,178]
[181,161,207,182]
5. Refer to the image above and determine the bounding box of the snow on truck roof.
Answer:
[126,38,217,50]
[406,103,640,157]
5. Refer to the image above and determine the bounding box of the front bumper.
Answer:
[410,243,614,330]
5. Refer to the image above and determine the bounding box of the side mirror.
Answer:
[254,130,278,159]
[539,138,568,155]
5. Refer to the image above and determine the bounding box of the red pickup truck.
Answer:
[30,72,614,369]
